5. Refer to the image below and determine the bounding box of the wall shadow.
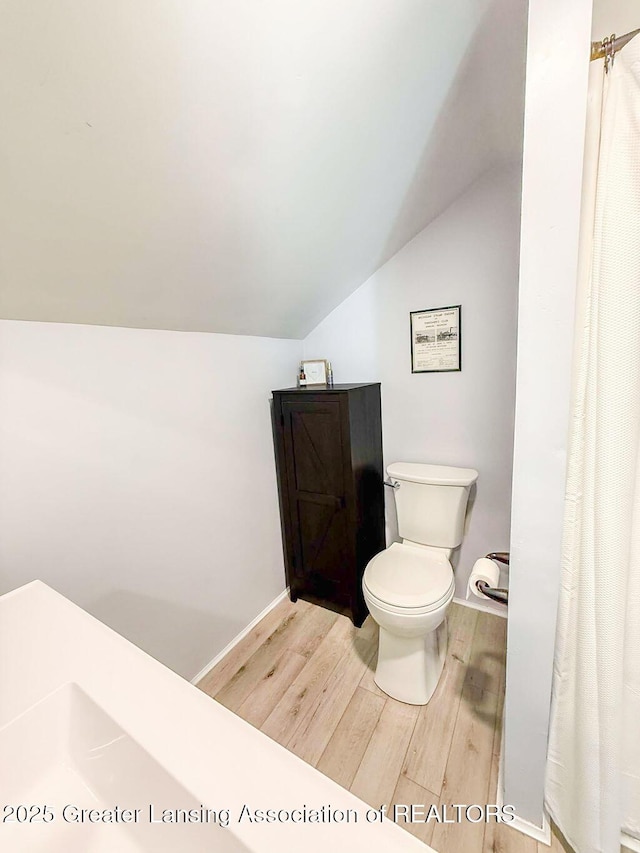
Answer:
[89,588,240,680]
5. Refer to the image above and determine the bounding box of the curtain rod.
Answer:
[591,28,639,68]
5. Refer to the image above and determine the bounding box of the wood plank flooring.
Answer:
[197,598,570,853]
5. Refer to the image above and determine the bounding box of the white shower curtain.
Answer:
[546,36,640,853]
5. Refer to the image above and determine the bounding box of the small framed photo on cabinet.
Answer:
[301,359,329,385]
[410,305,461,373]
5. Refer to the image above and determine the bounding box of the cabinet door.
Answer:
[281,400,350,595]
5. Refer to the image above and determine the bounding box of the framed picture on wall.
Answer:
[410,305,461,373]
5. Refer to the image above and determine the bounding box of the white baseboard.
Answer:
[498,736,637,853]
[190,589,289,686]
[496,728,552,845]
[622,831,640,853]
[510,810,552,845]
[193,592,501,687]
[453,595,507,618]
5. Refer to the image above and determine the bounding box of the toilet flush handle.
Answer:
[384,479,400,489]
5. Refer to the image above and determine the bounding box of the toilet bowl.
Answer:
[363,542,455,705]
[362,462,477,706]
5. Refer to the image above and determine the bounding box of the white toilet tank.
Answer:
[387,462,478,549]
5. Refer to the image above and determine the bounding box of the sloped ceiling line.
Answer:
[0,0,526,339]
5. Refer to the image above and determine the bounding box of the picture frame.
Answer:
[410,305,461,373]
[301,359,329,386]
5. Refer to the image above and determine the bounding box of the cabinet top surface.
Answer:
[272,383,380,394]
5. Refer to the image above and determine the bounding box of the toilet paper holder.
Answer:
[475,552,509,605]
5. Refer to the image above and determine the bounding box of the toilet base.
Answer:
[374,619,448,705]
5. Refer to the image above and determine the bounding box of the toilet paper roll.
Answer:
[467,558,500,601]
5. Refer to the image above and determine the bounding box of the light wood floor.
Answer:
[197,597,569,853]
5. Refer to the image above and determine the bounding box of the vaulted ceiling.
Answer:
[0,0,527,339]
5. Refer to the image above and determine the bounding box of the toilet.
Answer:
[362,461,478,705]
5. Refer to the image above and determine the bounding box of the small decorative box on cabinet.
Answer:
[271,383,385,626]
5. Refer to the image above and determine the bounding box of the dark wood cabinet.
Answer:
[272,383,384,626]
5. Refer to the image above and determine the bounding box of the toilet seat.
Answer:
[363,542,454,611]
[363,585,454,617]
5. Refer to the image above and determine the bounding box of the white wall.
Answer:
[0,320,301,679]
[503,0,592,829]
[0,0,526,340]
[304,167,522,609]
[591,0,638,37]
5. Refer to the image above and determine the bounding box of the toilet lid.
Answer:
[364,543,454,609]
